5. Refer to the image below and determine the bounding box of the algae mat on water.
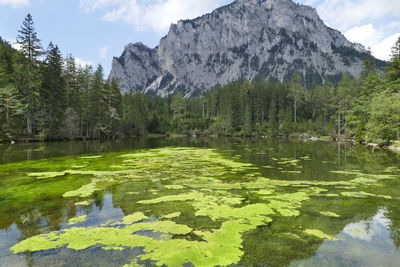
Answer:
[7,147,400,267]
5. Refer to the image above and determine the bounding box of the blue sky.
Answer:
[1,0,399,75]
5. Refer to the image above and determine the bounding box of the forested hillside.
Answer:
[120,49,400,145]
[1,14,399,145]
[0,14,122,141]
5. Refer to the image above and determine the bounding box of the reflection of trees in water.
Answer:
[385,205,400,248]
[242,197,387,266]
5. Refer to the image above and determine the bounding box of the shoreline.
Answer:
[366,142,400,153]
[2,135,399,153]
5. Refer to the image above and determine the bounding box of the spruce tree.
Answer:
[288,73,304,123]
[40,42,65,135]
[88,65,107,137]
[0,38,15,87]
[0,85,24,138]
[64,54,78,108]
[15,13,42,136]
[387,36,400,83]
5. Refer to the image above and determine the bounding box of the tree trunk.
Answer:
[27,116,32,136]
[5,99,9,130]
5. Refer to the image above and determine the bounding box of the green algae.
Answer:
[262,192,310,217]
[322,193,340,197]
[349,229,364,234]
[63,179,100,198]
[257,189,275,195]
[7,146,400,267]
[263,165,274,169]
[304,229,340,241]
[319,211,341,218]
[79,155,104,159]
[74,200,92,206]
[102,246,125,251]
[137,191,205,204]
[281,170,302,174]
[341,191,393,199]
[161,212,181,219]
[53,147,259,199]
[278,160,300,166]
[68,215,87,225]
[164,185,185,190]
[71,165,86,169]
[28,171,68,179]
[195,203,274,222]
[119,212,148,225]
[384,167,400,173]
[280,233,302,240]
[11,217,249,267]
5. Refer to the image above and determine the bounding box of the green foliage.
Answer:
[39,42,65,135]
[0,15,123,140]
[365,93,400,144]
[386,36,400,82]
[1,17,400,144]
[15,14,43,136]
[0,85,24,138]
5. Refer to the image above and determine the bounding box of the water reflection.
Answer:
[291,209,400,267]
[0,138,400,266]
[0,193,129,267]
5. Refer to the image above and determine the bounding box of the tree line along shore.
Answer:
[1,14,399,146]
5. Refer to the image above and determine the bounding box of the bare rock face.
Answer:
[109,0,380,96]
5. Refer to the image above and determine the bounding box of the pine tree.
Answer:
[76,65,93,137]
[366,93,400,144]
[63,54,78,108]
[0,38,15,87]
[15,13,42,136]
[336,74,358,136]
[0,85,24,138]
[107,78,122,135]
[347,58,382,141]
[387,36,400,83]
[171,92,185,133]
[88,65,107,137]
[288,73,304,123]
[40,42,65,135]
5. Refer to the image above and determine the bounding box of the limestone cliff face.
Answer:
[110,0,376,96]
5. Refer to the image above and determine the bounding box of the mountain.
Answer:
[109,0,381,97]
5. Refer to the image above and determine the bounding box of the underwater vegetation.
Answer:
[1,145,400,267]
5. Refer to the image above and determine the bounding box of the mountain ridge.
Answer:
[109,0,383,96]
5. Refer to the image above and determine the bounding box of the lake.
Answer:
[0,137,400,267]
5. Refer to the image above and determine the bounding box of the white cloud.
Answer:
[344,24,400,60]
[344,24,381,51]
[373,33,400,61]
[306,0,400,31]
[98,46,109,59]
[80,0,230,33]
[4,38,22,50]
[80,0,122,12]
[0,0,29,8]
[75,57,93,67]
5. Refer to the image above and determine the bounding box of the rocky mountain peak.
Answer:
[109,0,379,97]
